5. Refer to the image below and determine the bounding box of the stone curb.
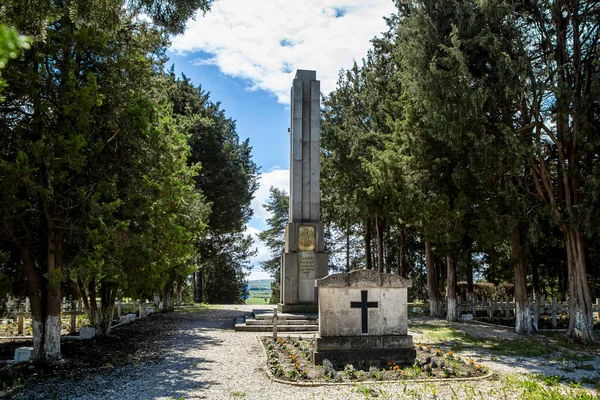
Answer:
[257,336,494,387]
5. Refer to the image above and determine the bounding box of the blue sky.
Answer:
[167,0,396,280]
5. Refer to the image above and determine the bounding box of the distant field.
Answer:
[247,279,274,290]
[246,297,270,305]
[246,286,272,305]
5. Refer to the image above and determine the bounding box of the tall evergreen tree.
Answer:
[169,74,259,304]
[258,186,289,304]
[0,0,212,362]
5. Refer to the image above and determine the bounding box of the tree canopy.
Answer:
[321,0,600,342]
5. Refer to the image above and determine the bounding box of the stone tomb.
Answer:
[313,269,416,365]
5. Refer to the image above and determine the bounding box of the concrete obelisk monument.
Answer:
[279,70,328,313]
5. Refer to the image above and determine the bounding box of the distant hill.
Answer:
[248,279,274,290]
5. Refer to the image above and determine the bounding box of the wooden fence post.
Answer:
[505,296,510,319]
[470,295,476,316]
[117,299,122,319]
[17,304,24,335]
[272,308,278,340]
[551,297,557,329]
[487,298,493,318]
[70,300,77,334]
[540,295,546,313]
[595,298,599,323]
[533,299,539,331]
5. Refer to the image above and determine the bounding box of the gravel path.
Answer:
[5,305,600,400]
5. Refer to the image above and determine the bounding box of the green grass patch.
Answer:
[245,297,270,305]
[409,323,552,357]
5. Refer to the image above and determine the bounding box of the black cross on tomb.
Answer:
[351,290,378,334]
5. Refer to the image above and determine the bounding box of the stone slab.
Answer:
[316,269,412,288]
[315,335,413,351]
[79,326,96,339]
[278,303,318,313]
[234,308,319,332]
[14,347,33,363]
[313,346,416,366]
[253,309,318,320]
[318,286,408,336]
[235,323,318,332]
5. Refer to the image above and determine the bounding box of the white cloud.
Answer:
[171,0,396,102]
[245,225,271,263]
[244,168,289,271]
[248,269,275,281]
[250,168,289,226]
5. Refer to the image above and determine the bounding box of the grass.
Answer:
[173,304,218,313]
[338,375,600,399]
[245,297,270,305]
[410,323,556,357]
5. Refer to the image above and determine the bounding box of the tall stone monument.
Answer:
[279,70,328,313]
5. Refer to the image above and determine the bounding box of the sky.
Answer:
[168,0,397,281]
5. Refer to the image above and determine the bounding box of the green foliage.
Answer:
[168,74,258,304]
[321,0,600,338]
[0,25,29,96]
[0,0,215,356]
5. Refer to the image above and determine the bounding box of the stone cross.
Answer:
[351,290,378,334]
[279,70,328,313]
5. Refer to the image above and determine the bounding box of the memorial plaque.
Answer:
[298,226,315,251]
[299,251,315,277]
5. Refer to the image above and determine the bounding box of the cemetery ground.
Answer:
[0,305,598,399]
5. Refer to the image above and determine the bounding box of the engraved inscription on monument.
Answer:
[299,251,315,277]
[298,226,315,251]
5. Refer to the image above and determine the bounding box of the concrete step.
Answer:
[245,318,318,325]
[234,323,319,332]
[233,308,320,332]
[252,309,318,320]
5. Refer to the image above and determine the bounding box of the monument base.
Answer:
[277,303,318,313]
[312,335,416,366]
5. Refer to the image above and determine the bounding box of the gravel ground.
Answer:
[2,305,599,400]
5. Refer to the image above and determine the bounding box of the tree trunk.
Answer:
[162,283,174,312]
[466,252,474,299]
[43,230,62,363]
[446,254,457,322]
[364,219,372,270]
[97,282,115,336]
[346,221,351,272]
[375,215,385,273]
[81,280,115,337]
[532,262,541,301]
[512,226,532,334]
[193,271,204,303]
[425,242,444,318]
[397,226,408,278]
[138,299,147,318]
[191,273,197,302]
[438,257,446,297]
[564,228,596,342]
[176,280,183,306]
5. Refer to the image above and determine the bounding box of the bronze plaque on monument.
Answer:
[298,226,315,251]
